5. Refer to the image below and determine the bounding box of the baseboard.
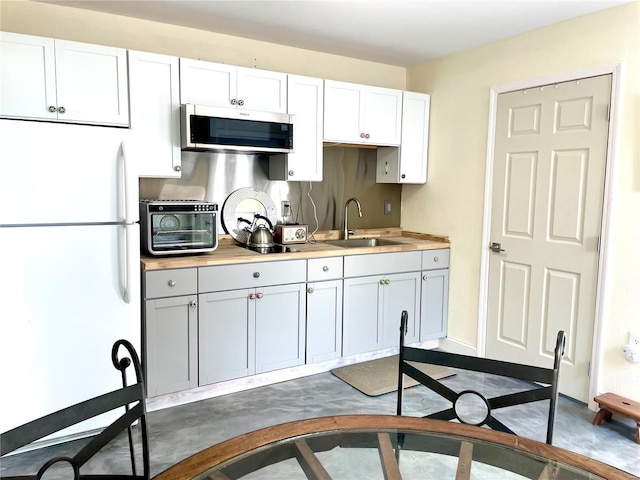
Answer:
[438,336,477,356]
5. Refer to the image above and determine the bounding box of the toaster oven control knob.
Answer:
[296,229,306,240]
[189,300,197,308]
[168,280,176,287]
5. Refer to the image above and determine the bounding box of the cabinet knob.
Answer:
[253,272,260,278]
[57,106,66,114]
[168,280,176,287]
[307,287,314,294]
[238,99,245,106]
[423,275,428,281]
[256,292,263,299]
[288,170,294,176]
[322,266,329,272]
[380,279,385,285]
[230,99,237,105]
[365,133,370,139]
[48,105,57,112]
[401,174,406,179]
[249,293,257,300]
[174,165,182,172]
[385,279,391,285]
[189,300,197,308]
[434,256,439,262]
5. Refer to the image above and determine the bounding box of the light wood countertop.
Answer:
[140,228,450,271]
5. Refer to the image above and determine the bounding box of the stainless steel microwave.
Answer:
[180,104,294,154]
[140,200,218,256]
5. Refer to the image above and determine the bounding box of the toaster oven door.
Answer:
[149,211,217,254]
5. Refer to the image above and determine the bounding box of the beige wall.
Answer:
[0,0,405,88]
[403,1,640,400]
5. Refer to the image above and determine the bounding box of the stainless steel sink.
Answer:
[325,238,404,248]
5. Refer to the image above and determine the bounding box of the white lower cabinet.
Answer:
[342,252,421,356]
[197,260,307,386]
[420,249,450,341]
[143,268,198,397]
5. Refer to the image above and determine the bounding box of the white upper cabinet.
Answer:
[179,58,287,113]
[128,50,182,178]
[0,32,129,126]
[269,75,324,182]
[323,80,402,146]
[377,91,431,184]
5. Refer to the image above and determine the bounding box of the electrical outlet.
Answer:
[281,200,292,218]
[630,331,640,347]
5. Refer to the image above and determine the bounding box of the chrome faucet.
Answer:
[343,197,363,240]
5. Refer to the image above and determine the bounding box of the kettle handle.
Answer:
[254,214,274,231]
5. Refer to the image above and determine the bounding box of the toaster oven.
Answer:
[140,200,218,256]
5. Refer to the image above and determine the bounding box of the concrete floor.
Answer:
[2,370,639,478]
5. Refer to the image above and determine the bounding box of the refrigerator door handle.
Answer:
[119,139,139,224]
[119,224,132,304]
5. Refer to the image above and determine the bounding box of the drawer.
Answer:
[422,249,450,270]
[344,251,421,278]
[199,259,307,292]
[145,268,198,299]
[308,257,343,281]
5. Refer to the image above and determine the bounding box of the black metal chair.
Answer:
[396,310,565,445]
[0,339,150,479]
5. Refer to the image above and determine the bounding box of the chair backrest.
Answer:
[0,339,150,479]
[396,311,565,445]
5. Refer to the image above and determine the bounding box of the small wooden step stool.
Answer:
[592,392,640,443]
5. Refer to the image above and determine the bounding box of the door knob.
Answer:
[490,242,505,253]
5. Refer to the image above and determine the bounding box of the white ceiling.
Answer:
[39,0,631,67]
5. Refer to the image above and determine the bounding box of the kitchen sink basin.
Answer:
[325,238,404,248]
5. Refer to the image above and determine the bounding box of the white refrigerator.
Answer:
[0,119,141,437]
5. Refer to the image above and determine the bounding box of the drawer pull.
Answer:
[423,275,428,281]
[323,266,329,272]
[168,280,176,287]
[249,293,257,300]
[307,287,314,294]
[256,292,263,299]
[253,272,260,278]
[434,256,439,262]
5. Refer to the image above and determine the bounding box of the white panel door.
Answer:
[285,74,324,181]
[487,75,611,401]
[55,40,129,125]
[128,50,181,178]
[0,32,57,120]
[237,67,287,113]
[179,58,236,107]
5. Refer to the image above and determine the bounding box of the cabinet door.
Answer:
[323,80,362,143]
[199,289,255,385]
[399,91,430,183]
[343,275,384,356]
[0,32,57,120]
[145,295,197,396]
[55,40,129,125]
[306,280,343,363]
[237,67,287,113]
[381,271,421,348]
[129,51,181,178]
[271,74,323,181]
[179,58,236,108]
[420,269,449,341]
[362,86,402,146]
[255,283,306,373]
